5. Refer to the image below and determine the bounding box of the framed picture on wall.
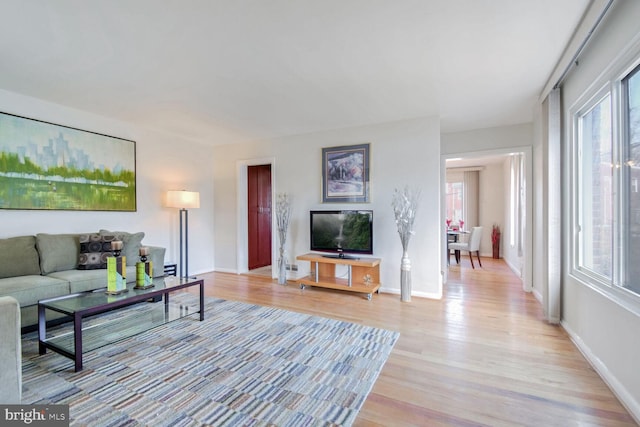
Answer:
[0,111,136,211]
[322,143,370,203]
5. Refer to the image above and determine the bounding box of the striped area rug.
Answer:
[21,295,399,426]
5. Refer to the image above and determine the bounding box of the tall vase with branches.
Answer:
[392,186,420,302]
[275,193,292,285]
[492,224,501,259]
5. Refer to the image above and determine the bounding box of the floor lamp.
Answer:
[166,190,200,279]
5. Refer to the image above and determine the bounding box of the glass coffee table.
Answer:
[38,276,204,372]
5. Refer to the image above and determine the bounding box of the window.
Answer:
[623,64,640,294]
[510,159,516,246]
[576,93,613,280]
[573,61,640,297]
[509,154,525,251]
[445,181,463,225]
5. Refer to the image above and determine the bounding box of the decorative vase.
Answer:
[275,193,292,286]
[400,251,411,302]
[491,225,501,259]
[135,251,154,289]
[278,248,287,285]
[107,254,127,294]
[392,186,420,303]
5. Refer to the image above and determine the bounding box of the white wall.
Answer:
[441,123,533,155]
[212,116,443,299]
[479,163,504,257]
[557,0,640,420]
[500,157,525,277]
[0,89,216,276]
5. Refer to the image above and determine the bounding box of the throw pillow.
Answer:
[0,236,41,279]
[77,233,117,270]
[99,230,145,266]
[36,233,82,275]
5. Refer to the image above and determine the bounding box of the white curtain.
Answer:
[509,154,525,257]
[463,171,479,228]
[545,89,562,324]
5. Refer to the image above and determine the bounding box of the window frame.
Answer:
[569,51,640,307]
[445,172,464,227]
[620,63,640,292]
[572,87,614,286]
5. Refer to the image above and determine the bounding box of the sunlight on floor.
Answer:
[246,265,272,278]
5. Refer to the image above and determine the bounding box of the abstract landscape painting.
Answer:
[0,112,136,211]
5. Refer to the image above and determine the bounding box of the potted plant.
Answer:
[491,224,501,259]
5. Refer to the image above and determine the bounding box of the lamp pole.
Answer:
[179,208,189,279]
[183,208,189,279]
[166,190,200,280]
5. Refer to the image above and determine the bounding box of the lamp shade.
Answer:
[166,190,200,209]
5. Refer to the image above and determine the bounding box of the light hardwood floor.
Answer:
[195,257,637,426]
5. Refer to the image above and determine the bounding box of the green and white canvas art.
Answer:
[0,112,136,211]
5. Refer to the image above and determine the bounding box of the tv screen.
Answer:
[310,210,373,257]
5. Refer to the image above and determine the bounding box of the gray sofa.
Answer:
[0,231,166,329]
[0,296,21,404]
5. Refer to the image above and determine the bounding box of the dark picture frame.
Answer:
[0,111,136,211]
[322,143,370,203]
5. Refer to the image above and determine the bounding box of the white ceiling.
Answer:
[0,1,589,146]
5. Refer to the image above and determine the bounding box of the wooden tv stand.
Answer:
[296,253,381,300]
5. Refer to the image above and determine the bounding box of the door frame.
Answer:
[441,146,533,293]
[236,157,277,277]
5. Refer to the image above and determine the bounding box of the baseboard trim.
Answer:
[532,288,543,304]
[504,258,522,278]
[379,287,442,300]
[561,320,640,424]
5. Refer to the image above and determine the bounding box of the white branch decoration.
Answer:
[392,186,420,302]
[392,186,421,251]
[276,193,292,248]
[275,193,292,284]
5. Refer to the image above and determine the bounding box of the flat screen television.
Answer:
[310,210,373,258]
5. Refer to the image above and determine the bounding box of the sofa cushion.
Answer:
[36,233,82,275]
[0,236,41,279]
[0,275,70,307]
[77,233,118,270]
[49,266,137,293]
[0,296,21,404]
[147,246,167,277]
[99,230,144,266]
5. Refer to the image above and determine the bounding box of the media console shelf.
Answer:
[296,253,381,300]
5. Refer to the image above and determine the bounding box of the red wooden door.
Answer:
[248,164,272,270]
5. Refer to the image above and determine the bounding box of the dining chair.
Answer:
[448,226,483,269]
[447,232,457,265]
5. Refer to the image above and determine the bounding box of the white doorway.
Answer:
[236,157,277,277]
[441,147,533,293]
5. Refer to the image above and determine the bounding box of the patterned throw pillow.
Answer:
[77,233,118,270]
[99,230,145,266]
